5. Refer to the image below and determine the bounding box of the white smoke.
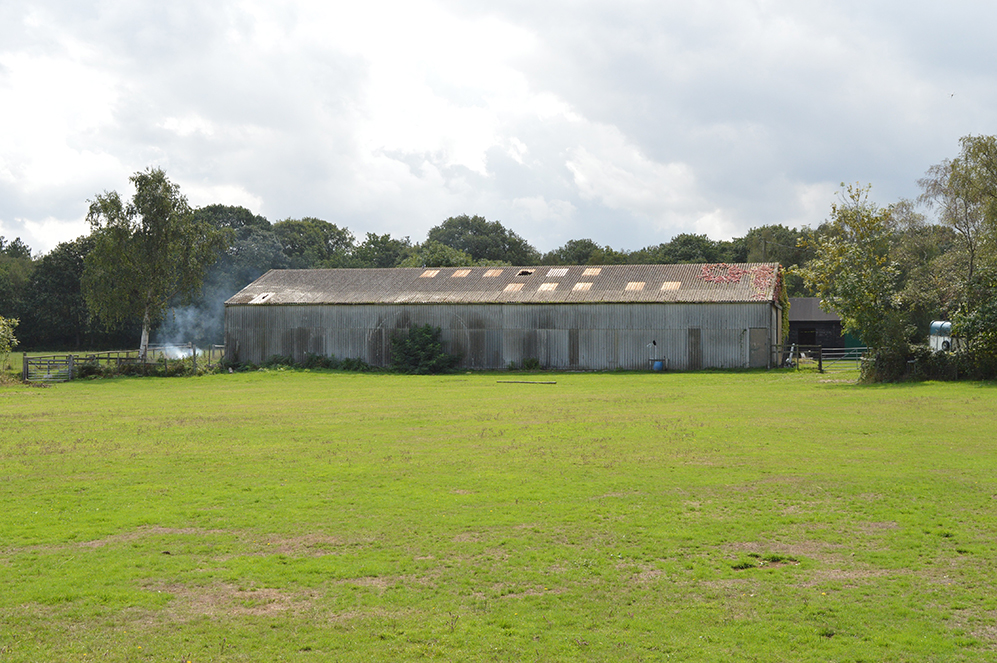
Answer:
[160,343,194,359]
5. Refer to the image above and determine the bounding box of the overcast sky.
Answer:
[2,0,996,256]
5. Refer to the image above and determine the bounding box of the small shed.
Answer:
[225,263,784,370]
[787,297,856,349]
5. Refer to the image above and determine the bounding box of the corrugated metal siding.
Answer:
[225,302,775,370]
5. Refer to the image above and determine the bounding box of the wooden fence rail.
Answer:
[21,344,226,382]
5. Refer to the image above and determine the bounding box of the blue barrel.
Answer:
[652,360,664,371]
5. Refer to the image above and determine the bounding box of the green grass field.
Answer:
[2,368,996,661]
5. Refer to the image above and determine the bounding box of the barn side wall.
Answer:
[224,302,776,370]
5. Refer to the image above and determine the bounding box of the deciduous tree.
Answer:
[0,237,35,323]
[350,233,412,268]
[82,168,227,359]
[797,184,907,352]
[541,239,627,265]
[399,241,474,268]
[427,215,539,265]
[272,217,354,268]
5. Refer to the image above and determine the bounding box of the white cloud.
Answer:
[4,0,997,258]
[6,216,90,255]
[0,50,123,191]
[182,182,263,213]
[161,115,216,138]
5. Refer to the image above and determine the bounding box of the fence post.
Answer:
[191,342,197,373]
[22,353,27,381]
[68,354,75,380]
[818,346,823,373]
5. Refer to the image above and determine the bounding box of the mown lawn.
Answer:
[1,369,996,661]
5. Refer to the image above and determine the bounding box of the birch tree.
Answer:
[82,168,227,359]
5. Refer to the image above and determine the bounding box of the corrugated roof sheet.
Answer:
[788,297,841,322]
[225,264,782,306]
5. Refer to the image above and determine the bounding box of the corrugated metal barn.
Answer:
[224,263,784,370]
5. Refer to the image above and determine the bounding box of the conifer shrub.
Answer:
[390,325,460,374]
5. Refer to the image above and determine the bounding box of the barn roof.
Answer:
[788,297,841,322]
[225,263,782,306]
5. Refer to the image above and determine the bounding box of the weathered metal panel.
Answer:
[225,301,777,370]
[227,264,782,306]
[749,327,768,368]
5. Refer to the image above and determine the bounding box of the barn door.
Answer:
[688,328,701,370]
[749,327,768,368]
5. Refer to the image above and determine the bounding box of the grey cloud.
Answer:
[5,0,997,257]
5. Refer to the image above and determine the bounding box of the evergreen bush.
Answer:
[390,325,460,374]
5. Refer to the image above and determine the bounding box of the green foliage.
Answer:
[427,214,540,264]
[777,268,791,343]
[952,284,997,370]
[338,356,373,371]
[390,324,460,374]
[0,314,18,370]
[541,238,627,265]
[349,232,412,268]
[223,352,372,373]
[520,357,542,370]
[917,135,997,370]
[797,184,907,352]
[18,236,138,350]
[918,135,997,305]
[744,224,805,264]
[69,354,223,380]
[272,217,354,268]
[0,236,31,259]
[633,233,746,264]
[82,168,228,356]
[398,240,475,267]
[22,237,92,349]
[888,201,962,337]
[263,354,297,368]
[300,352,336,369]
[193,204,271,235]
[0,236,35,323]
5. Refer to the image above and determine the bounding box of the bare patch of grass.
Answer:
[145,581,313,618]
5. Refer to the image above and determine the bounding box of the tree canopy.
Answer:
[427,215,540,265]
[0,236,36,325]
[541,239,627,265]
[797,185,906,352]
[351,233,413,268]
[82,168,227,358]
[399,241,474,268]
[272,217,354,268]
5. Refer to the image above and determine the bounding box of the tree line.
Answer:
[0,192,813,351]
[2,134,997,379]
